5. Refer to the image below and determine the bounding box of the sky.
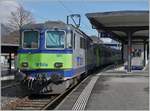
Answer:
[0,0,149,42]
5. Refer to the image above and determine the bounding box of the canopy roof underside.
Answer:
[86,11,149,42]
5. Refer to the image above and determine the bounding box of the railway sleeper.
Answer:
[16,104,45,107]
[15,106,42,110]
[24,102,49,105]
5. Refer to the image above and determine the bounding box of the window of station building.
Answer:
[23,31,39,49]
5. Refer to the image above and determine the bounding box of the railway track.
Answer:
[1,82,20,89]
[4,77,85,110]
[15,93,60,110]
[2,65,118,110]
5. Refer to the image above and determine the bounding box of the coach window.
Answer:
[46,31,65,49]
[83,39,85,49]
[23,31,39,49]
[84,39,86,49]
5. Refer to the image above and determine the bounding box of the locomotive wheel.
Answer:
[78,73,85,81]
[20,80,31,94]
[40,85,52,93]
[73,77,78,85]
[64,79,74,89]
[64,80,71,89]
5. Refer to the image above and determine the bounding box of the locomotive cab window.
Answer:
[23,31,39,49]
[46,31,65,49]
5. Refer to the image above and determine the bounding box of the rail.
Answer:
[2,76,88,110]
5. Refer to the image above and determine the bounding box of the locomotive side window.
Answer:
[73,33,76,49]
[80,37,85,49]
[46,31,65,49]
[71,31,73,48]
[80,38,82,48]
[66,31,73,49]
[23,31,39,49]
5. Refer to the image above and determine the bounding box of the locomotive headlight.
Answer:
[22,62,28,67]
[54,62,63,68]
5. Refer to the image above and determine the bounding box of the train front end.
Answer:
[17,28,73,92]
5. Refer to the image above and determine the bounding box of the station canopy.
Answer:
[86,11,149,43]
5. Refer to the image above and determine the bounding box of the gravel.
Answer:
[1,81,27,109]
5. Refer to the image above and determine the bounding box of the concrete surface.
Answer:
[86,75,149,110]
[56,66,149,110]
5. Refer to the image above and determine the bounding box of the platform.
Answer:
[56,66,149,110]
[1,69,17,81]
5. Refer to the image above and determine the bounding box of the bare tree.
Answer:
[7,5,34,45]
[8,5,34,31]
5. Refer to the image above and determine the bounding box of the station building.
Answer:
[1,29,19,73]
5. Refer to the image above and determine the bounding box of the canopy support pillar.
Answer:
[127,31,133,72]
[9,53,12,74]
[143,40,146,66]
[121,42,124,63]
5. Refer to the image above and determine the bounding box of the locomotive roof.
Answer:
[22,21,92,41]
[22,21,70,30]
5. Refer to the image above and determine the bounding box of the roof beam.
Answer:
[98,26,149,32]
[119,35,148,39]
[124,41,149,44]
[89,18,125,42]
[89,18,149,32]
